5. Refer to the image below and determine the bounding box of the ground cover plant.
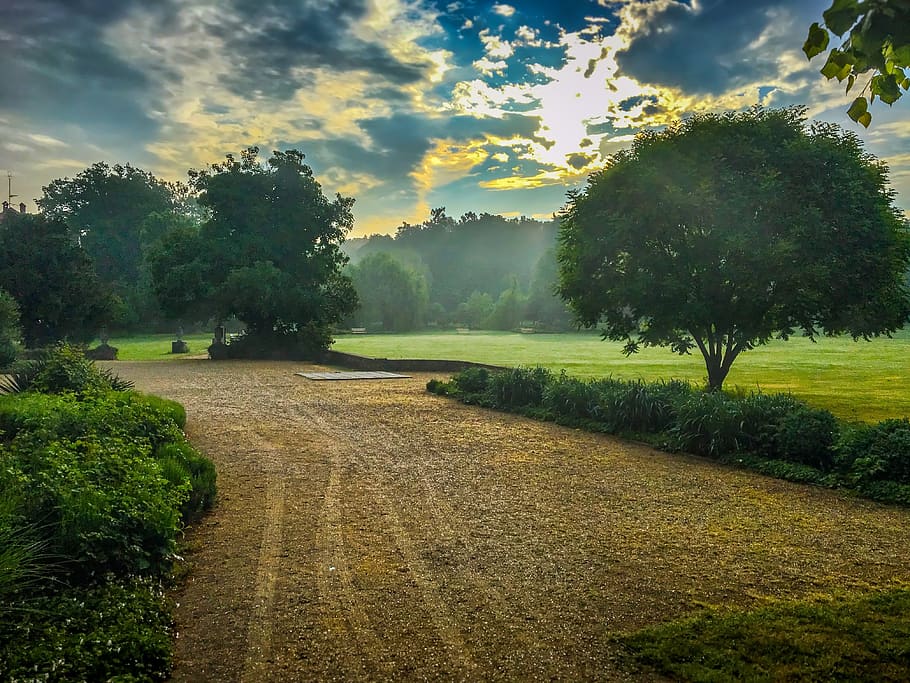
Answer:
[0,344,216,681]
[333,329,910,422]
[427,366,910,507]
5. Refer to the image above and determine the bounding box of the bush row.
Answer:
[0,344,216,681]
[428,367,910,504]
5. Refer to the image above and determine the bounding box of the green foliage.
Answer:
[0,289,20,370]
[3,434,186,581]
[804,1,910,126]
[0,212,114,347]
[670,391,746,457]
[542,372,602,420]
[0,344,134,396]
[558,106,910,390]
[347,252,429,332]
[452,366,491,394]
[456,291,495,328]
[837,418,910,485]
[0,356,211,681]
[486,366,552,409]
[37,162,196,331]
[594,378,691,434]
[149,147,357,358]
[353,209,556,316]
[617,588,910,682]
[155,441,217,519]
[0,579,173,681]
[484,280,527,331]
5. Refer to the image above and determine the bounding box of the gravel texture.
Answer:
[113,360,910,682]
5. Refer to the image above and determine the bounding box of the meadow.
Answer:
[102,329,910,423]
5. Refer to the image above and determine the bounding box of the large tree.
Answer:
[37,163,193,328]
[804,0,910,127]
[558,106,910,390]
[148,148,358,357]
[0,213,113,347]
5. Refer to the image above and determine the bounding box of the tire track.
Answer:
[314,424,393,678]
[241,449,286,681]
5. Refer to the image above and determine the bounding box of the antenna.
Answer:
[6,172,17,205]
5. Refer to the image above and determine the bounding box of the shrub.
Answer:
[0,343,133,395]
[774,406,838,470]
[0,579,173,681]
[486,366,551,409]
[836,419,910,485]
[4,435,187,581]
[155,442,217,519]
[426,378,455,396]
[542,372,600,420]
[670,391,746,457]
[453,367,490,394]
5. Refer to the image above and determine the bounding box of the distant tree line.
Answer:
[343,208,573,332]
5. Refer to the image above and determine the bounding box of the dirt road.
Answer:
[115,360,910,682]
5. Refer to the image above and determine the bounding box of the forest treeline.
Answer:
[344,208,572,332]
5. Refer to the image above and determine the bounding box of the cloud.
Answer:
[614,0,826,96]
[492,4,516,18]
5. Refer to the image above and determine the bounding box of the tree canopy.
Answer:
[148,148,357,358]
[347,252,428,332]
[37,162,195,329]
[0,213,113,347]
[558,106,910,390]
[804,0,910,126]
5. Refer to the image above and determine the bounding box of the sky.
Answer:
[1,0,908,237]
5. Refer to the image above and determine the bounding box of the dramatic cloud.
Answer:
[0,0,906,234]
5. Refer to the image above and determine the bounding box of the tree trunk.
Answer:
[704,357,729,391]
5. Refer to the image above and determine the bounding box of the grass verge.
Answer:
[616,588,910,682]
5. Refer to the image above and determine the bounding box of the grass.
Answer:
[617,587,910,682]
[91,333,213,361]
[98,328,910,422]
[332,330,910,423]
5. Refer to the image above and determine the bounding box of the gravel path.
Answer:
[114,360,910,682]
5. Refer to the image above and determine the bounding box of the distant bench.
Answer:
[351,327,367,334]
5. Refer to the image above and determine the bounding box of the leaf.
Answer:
[871,73,903,105]
[803,22,830,59]
[846,96,868,122]
[857,111,872,128]
[846,73,856,93]
[820,49,855,81]
[823,0,861,37]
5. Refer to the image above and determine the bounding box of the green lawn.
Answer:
[101,329,910,422]
[332,330,910,423]
[617,588,910,682]
[97,333,213,361]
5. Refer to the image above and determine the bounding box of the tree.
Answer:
[0,289,21,368]
[149,148,358,358]
[804,0,910,127]
[347,252,429,332]
[37,163,194,328]
[485,278,527,330]
[558,106,910,390]
[456,291,495,328]
[525,249,574,331]
[0,213,113,347]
